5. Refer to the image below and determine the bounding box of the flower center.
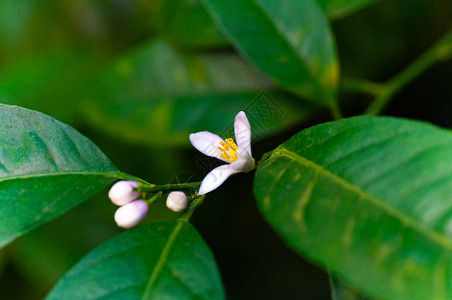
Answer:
[218,138,239,162]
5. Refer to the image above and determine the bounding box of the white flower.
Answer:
[166,191,188,212]
[108,180,140,206]
[190,111,254,195]
[114,200,148,228]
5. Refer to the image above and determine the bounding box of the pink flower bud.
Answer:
[114,200,148,229]
[108,181,140,206]
[166,191,188,212]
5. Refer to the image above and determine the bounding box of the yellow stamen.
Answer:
[220,141,229,150]
[218,138,239,162]
[226,138,238,150]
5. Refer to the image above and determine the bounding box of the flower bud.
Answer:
[108,181,140,206]
[166,191,188,212]
[114,200,148,229]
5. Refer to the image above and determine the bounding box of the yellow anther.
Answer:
[225,138,238,150]
[229,149,238,161]
[218,138,239,162]
[217,146,226,153]
[220,141,229,151]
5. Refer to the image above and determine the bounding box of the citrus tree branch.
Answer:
[364,28,452,115]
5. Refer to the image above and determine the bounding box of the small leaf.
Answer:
[254,116,452,299]
[47,220,225,300]
[201,0,339,103]
[0,104,119,249]
[317,0,379,19]
[81,40,316,147]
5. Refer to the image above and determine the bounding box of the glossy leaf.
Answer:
[47,220,225,299]
[81,40,316,147]
[0,104,119,249]
[201,0,339,103]
[13,192,123,291]
[317,0,379,19]
[151,0,228,48]
[254,116,452,299]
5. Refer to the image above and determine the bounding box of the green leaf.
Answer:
[47,220,225,299]
[329,275,371,300]
[200,0,339,103]
[317,0,379,19]
[0,104,119,249]
[151,0,228,48]
[254,116,452,299]
[81,40,316,147]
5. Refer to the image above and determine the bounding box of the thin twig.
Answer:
[364,28,452,115]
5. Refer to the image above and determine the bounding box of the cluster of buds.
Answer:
[109,181,146,229]
[108,181,189,229]
[107,111,253,229]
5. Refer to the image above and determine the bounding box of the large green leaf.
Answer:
[254,116,452,299]
[151,0,228,48]
[200,0,339,103]
[149,0,377,49]
[317,0,379,19]
[0,104,119,249]
[47,220,225,299]
[81,40,315,147]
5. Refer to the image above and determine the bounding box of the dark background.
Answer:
[0,0,451,299]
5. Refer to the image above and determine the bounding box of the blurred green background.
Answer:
[0,0,451,299]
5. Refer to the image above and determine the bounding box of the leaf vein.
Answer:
[141,221,185,299]
[360,141,452,189]
[323,129,414,168]
[0,170,121,183]
[275,147,452,251]
[293,171,318,231]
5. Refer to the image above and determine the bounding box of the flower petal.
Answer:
[189,131,229,162]
[166,191,188,212]
[230,149,253,172]
[108,181,140,206]
[234,111,252,156]
[198,164,238,195]
[114,200,148,229]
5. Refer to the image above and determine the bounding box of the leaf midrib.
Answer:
[251,0,320,85]
[0,170,121,183]
[275,147,452,251]
[142,221,185,299]
[204,0,321,92]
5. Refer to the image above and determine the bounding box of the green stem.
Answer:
[329,100,344,120]
[180,195,206,222]
[341,76,385,96]
[138,181,202,193]
[144,192,162,206]
[117,172,152,185]
[364,28,452,115]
